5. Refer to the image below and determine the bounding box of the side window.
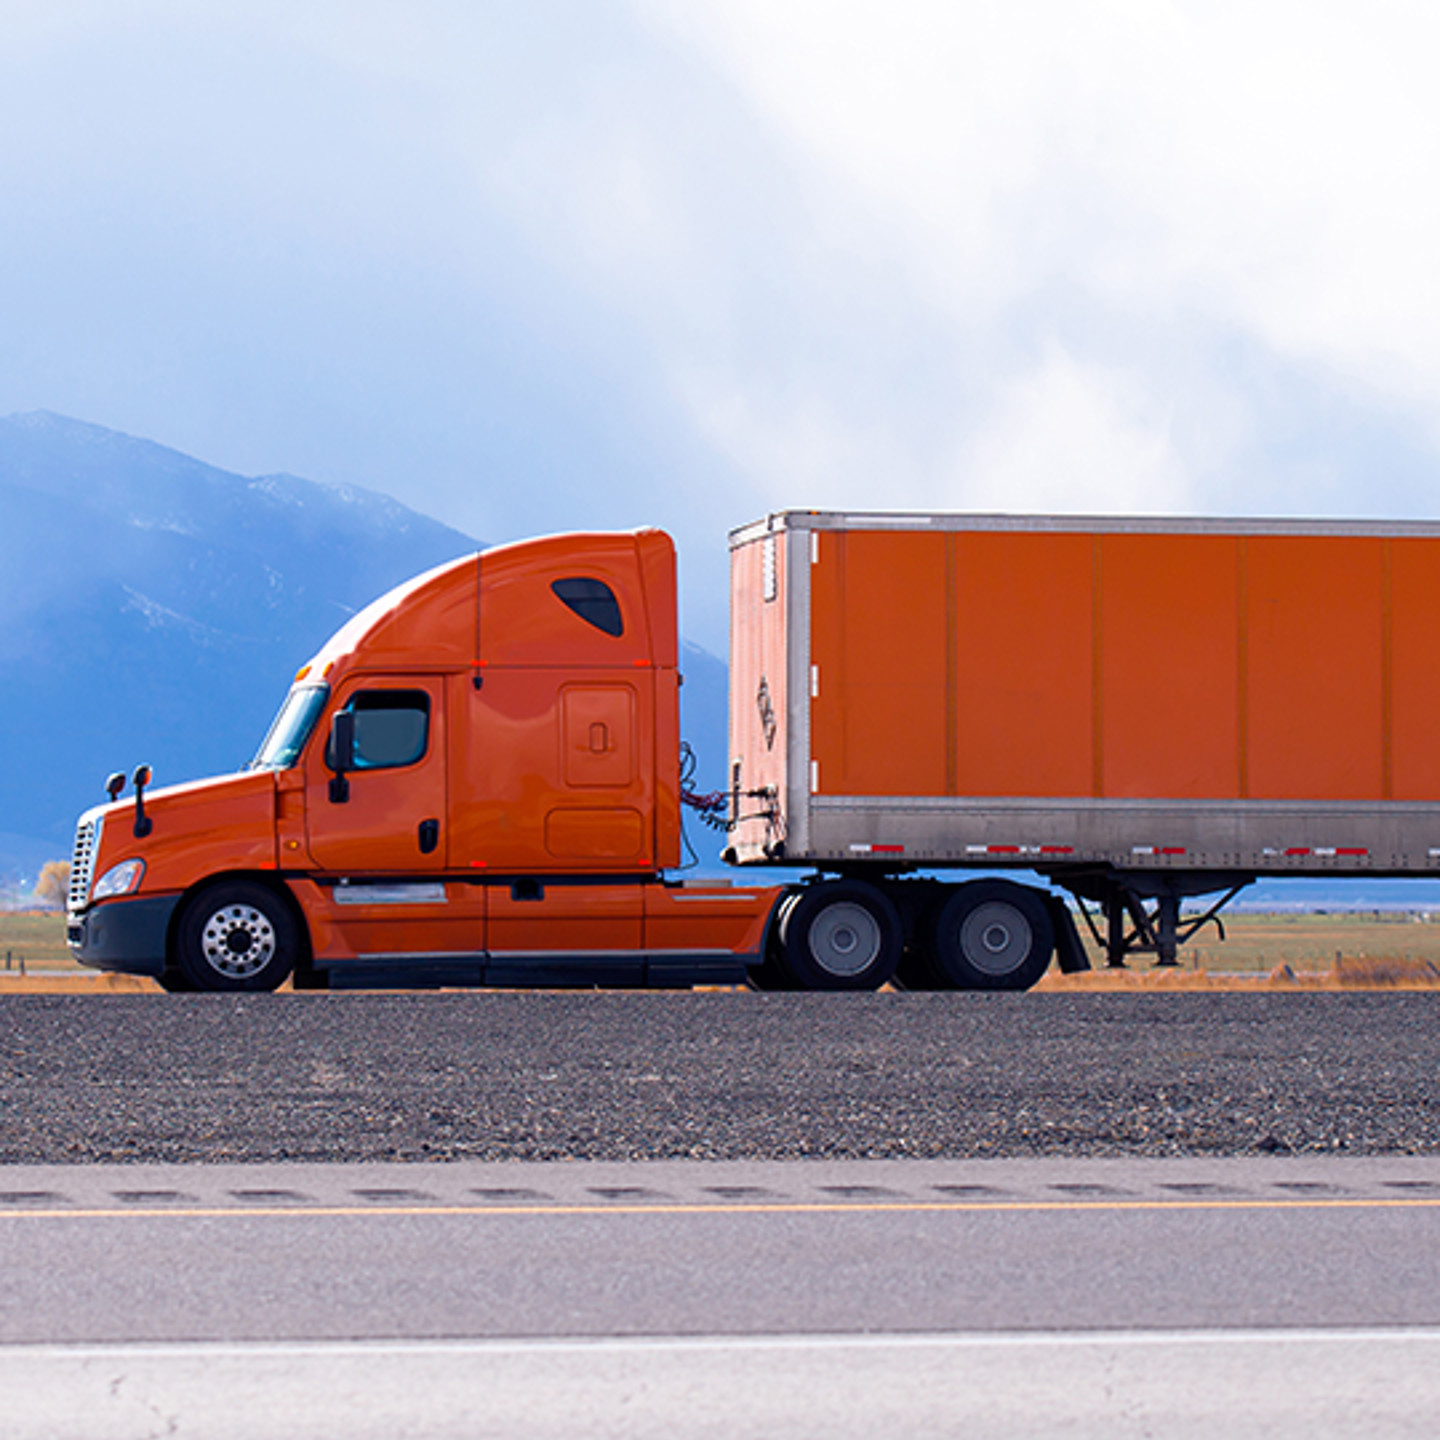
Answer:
[552,577,624,637]
[328,690,430,770]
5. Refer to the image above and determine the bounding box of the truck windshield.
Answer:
[249,684,329,770]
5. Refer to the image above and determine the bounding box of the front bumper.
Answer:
[67,895,180,977]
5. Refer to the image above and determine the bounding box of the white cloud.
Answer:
[629,0,1440,514]
[6,1,1440,647]
[958,344,1191,514]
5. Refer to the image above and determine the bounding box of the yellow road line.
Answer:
[1,1196,1439,1221]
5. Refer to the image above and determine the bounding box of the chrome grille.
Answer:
[68,814,102,914]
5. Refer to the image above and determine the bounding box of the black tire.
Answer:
[174,881,298,993]
[747,893,803,991]
[156,971,197,993]
[779,880,902,991]
[926,880,1054,991]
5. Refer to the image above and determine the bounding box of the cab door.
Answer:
[305,678,447,872]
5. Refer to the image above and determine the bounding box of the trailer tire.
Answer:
[174,881,298,993]
[927,880,1054,991]
[779,880,901,991]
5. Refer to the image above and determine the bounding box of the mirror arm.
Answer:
[132,764,153,838]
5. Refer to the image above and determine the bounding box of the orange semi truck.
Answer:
[66,512,1440,993]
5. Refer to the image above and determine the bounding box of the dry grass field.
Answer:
[3,907,1440,993]
[0,911,75,972]
[1072,910,1440,972]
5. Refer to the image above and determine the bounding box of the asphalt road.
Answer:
[5,1156,1440,1437]
[6,1156,1440,1340]
[6,993,1440,1435]
[1,991,1437,1163]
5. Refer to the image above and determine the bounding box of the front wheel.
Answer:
[926,880,1054,991]
[778,880,902,991]
[174,882,298,993]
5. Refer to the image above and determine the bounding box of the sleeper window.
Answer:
[552,577,624,637]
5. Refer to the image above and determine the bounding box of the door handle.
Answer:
[418,818,440,855]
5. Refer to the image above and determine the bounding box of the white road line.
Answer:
[8,1329,1440,1440]
[7,1324,1440,1357]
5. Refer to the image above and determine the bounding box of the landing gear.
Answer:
[1058,870,1253,969]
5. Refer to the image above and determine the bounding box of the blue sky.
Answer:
[5,0,1440,649]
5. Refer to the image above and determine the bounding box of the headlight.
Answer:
[92,859,145,901]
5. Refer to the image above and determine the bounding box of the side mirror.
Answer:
[329,710,354,804]
[105,772,126,802]
[132,764,153,838]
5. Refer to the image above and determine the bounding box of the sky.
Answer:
[5,0,1440,649]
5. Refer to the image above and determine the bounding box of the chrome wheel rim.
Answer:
[808,901,882,977]
[200,904,276,979]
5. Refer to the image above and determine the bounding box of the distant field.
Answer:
[1072,910,1440,975]
[0,911,74,973]
[5,908,1440,991]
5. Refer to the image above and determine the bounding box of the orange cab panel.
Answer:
[643,883,779,958]
[487,880,643,955]
[446,670,657,873]
[305,676,448,871]
[294,878,484,961]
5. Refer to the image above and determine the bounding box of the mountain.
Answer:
[0,412,730,884]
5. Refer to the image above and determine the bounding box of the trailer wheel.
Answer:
[927,880,1054,991]
[779,880,901,991]
[174,882,298,993]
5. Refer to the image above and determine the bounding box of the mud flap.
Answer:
[1046,894,1092,973]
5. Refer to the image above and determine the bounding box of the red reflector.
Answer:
[1159,847,1186,856]
[1337,847,1368,856]
[989,845,1021,854]
[1284,848,1311,857]
[872,844,905,854]
[1039,846,1074,855]
[469,860,488,868]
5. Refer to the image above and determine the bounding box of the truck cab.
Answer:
[67,529,780,991]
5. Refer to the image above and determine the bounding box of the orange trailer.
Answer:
[65,512,1440,994]
[727,512,1440,980]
